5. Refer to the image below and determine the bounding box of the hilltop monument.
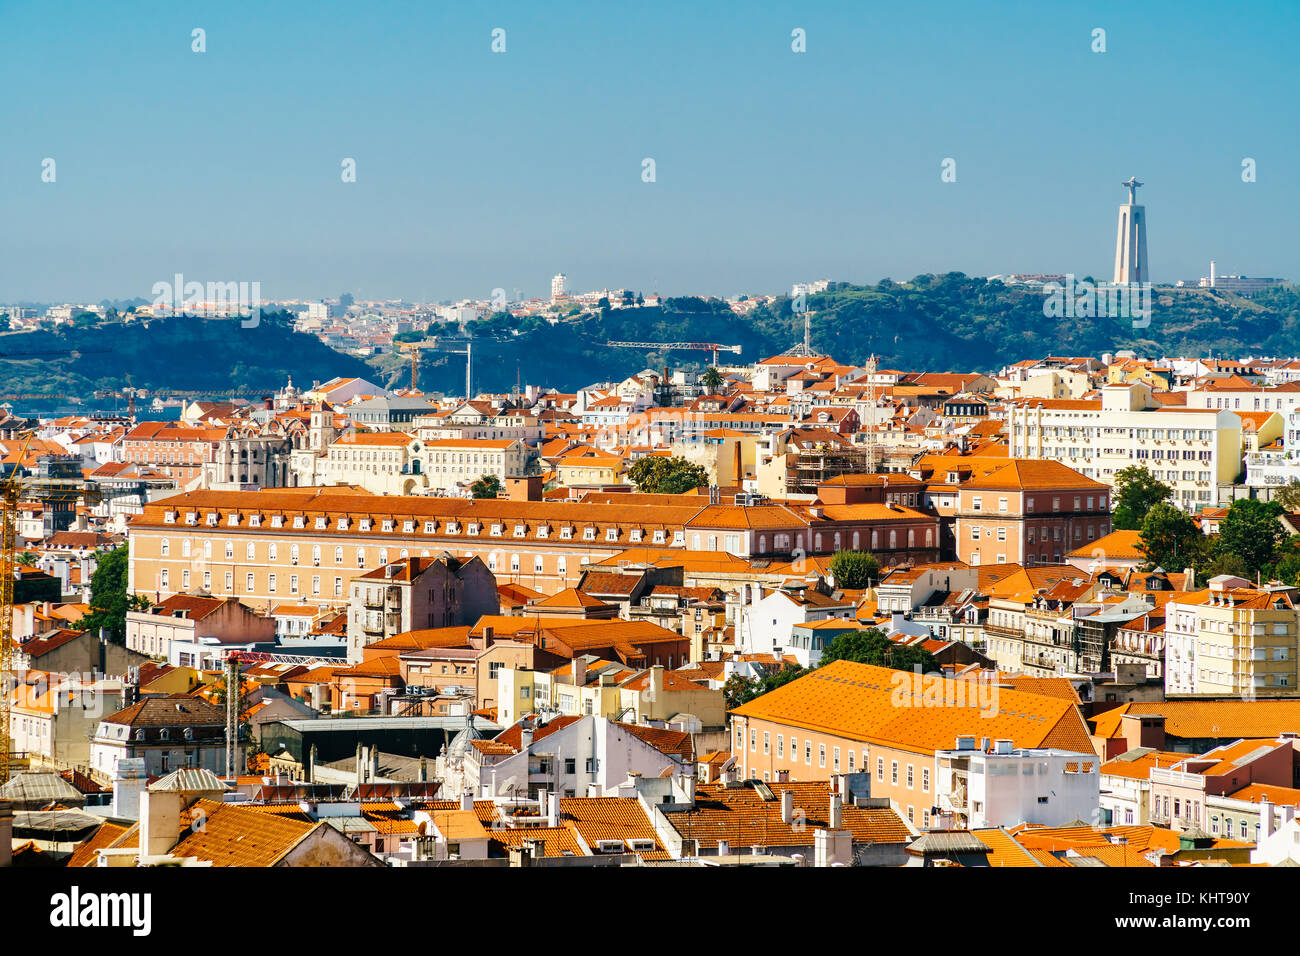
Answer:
[1113,176,1148,285]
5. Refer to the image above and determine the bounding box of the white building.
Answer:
[739,583,858,667]
[447,714,693,802]
[1005,382,1240,510]
[935,737,1100,830]
[1251,800,1300,865]
[551,274,568,301]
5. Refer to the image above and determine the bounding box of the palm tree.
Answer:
[701,367,725,391]
[16,552,37,567]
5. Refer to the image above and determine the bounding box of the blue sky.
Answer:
[2,0,1297,303]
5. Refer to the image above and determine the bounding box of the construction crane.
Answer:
[0,439,106,784]
[397,337,494,400]
[605,341,742,366]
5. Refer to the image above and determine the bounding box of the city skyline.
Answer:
[3,0,1298,303]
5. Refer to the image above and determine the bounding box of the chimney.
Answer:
[571,658,584,686]
[418,756,428,783]
[1183,568,1195,591]
[307,743,318,784]
[520,726,534,751]
[547,791,560,827]
[780,789,794,824]
[718,839,730,856]
[460,789,474,812]
[371,746,380,781]
[1260,797,1275,839]
[828,793,843,830]
[649,664,664,703]
[111,757,148,819]
[355,742,364,784]
[139,789,184,859]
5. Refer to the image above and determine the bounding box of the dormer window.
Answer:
[630,529,642,542]
[183,727,194,740]
[403,520,415,533]
[491,524,503,537]
[227,513,239,526]
[468,523,480,536]
[292,516,305,529]
[382,520,394,533]
[359,519,372,532]
[337,517,349,531]
[164,511,177,524]
[249,515,261,527]
[653,530,666,544]
[513,524,527,538]
[447,522,460,534]
[606,528,619,542]
[205,513,218,526]
[271,515,284,528]
[315,517,328,529]
[536,525,549,539]
[423,521,436,533]
[560,526,573,540]
[583,527,597,541]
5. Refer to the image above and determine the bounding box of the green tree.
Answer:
[1200,549,1250,583]
[16,551,38,567]
[1137,502,1204,572]
[722,664,807,709]
[700,367,725,391]
[829,550,881,589]
[1273,480,1300,512]
[1112,466,1173,530]
[1217,498,1286,576]
[77,546,151,643]
[1272,539,1300,586]
[470,474,502,499]
[819,627,937,672]
[627,456,709,495]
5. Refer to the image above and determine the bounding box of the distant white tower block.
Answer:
[1113,177,1148,285]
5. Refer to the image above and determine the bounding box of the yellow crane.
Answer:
[0,434,104,785]
[0,434,33,786]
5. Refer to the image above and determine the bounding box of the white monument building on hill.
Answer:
[1113,176,1148,285]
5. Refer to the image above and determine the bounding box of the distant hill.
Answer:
[0,313,374,399]
[12,277,1300,403]
[378,276,1300,394]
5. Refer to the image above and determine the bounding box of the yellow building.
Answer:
[1165,584,1300,697]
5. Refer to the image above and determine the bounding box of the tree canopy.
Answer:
[77,546,150,643]
[1216,498,1285,578]
[1137,502,1204,572]
[627,456,709,495]
[819,628,937,672]
[471,474,502,499]
[1112,466,1172,530]
[829,550,881,589]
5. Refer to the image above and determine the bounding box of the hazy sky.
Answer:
[2,0,1297,303]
